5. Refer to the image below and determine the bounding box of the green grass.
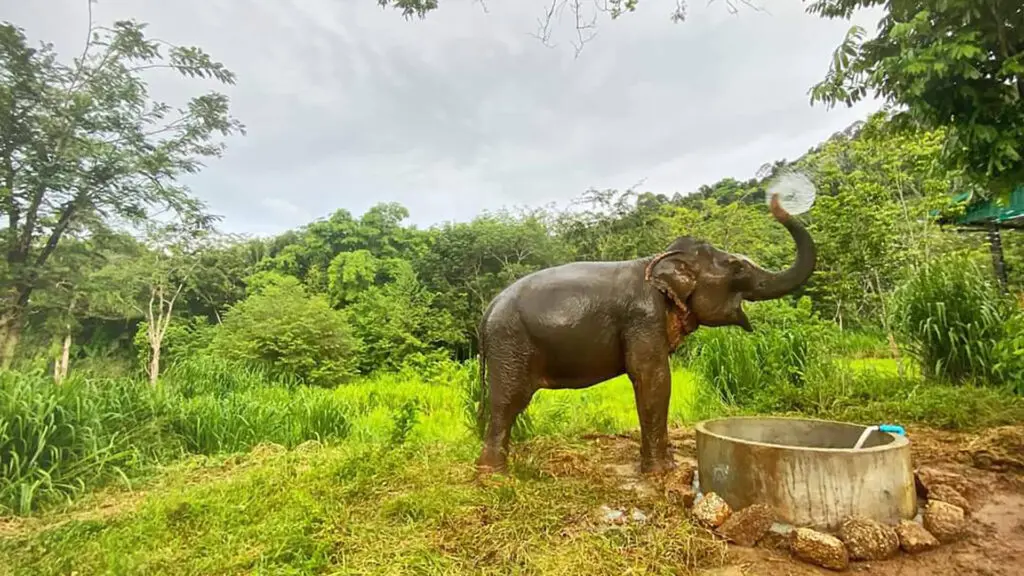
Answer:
[527,367,713,438]
[0,439,727,575]
[0,368,724,576]
[0,362,710,517]
[3,349,1024,575]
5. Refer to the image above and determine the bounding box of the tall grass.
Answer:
[993,311,1024,394]
[683,298,836,406]
[0,372,171,514]
[685,319,1024,430]
[1,353,717,515]
[890,253,1014,383]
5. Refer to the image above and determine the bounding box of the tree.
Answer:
[781,113,961,329]
[343,259,465,373]
[28,232,134,382]
[208,272,361,386]
[415,209,567,355]
[0,12,242,366]
[808,0,1024,202]
[327,250,383,307]
[97,222,216,384]
[557,188,675,262]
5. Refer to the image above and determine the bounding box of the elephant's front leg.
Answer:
[626,346,675,475]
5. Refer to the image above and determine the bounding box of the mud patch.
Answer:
[578,424,1024,576]
[975,493,1024,538]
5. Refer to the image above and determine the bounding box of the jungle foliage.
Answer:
[2,4,1024,522]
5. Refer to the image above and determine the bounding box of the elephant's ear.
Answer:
[645,251,697,310]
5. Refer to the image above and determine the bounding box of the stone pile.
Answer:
[680,467,973,572]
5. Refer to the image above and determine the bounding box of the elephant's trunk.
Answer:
[742,194,817,302]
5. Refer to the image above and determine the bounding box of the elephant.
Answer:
[474,194,816,475]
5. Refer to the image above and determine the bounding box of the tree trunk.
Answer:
[0,284,34,369]
[54,331,71,384]
[0,314,24,370]
[148,339,161,385]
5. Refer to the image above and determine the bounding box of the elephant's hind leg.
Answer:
[477,355,536,474]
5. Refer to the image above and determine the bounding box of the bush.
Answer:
[342,264,466,374]
[993,309,1024,394]
[206,273,361,387]
[684,297,837,406]
[890,252,1014,383]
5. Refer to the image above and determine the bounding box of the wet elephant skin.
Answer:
[474,194,816,475]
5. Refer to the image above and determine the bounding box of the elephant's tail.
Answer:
[474,300,495,439]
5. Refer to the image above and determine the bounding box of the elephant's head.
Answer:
[644,194,816,332]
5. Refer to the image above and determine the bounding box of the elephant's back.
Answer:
[513,262,640,338]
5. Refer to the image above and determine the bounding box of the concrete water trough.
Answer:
[695,416,917,530]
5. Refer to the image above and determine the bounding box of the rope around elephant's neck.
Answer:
[644,252,697,334]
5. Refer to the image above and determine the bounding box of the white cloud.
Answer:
[3,0,884,235]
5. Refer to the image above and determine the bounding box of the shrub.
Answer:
[890,252,1013,383]
[684,297,837,406]
[342,264,465,374]
[207,273,361,387]
[993,309,1024,394]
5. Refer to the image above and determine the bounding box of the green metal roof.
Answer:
[935,185,1024,229]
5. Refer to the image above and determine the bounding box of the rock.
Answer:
[837,516,899,561]
[758,530,791,552]
[928,484,971,515]
[896,520,940,554]
[293,439,323,453]
[717,504,775,547]
[664,462,697,508]
[672,461,696,486]
[915,467,970,499]
[598,505,627,525]
[598,505,650,526]
[668,486,697,508]
[789,528,850,571]
[692,492,732,528]
[963,425,1024,473]
[923,500,966,543]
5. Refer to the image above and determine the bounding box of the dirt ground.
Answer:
[578,424,1024,576]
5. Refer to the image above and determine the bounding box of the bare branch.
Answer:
[713,0,768,17]
[529,0,562,48]
[570,0,599,59]
[65,0,96,98]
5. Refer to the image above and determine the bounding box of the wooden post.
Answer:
[987,223,1009,294]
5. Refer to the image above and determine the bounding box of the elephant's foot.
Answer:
[640,452,676,476]
[476,446,508,475]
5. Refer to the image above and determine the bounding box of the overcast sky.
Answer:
[4,0,882,236]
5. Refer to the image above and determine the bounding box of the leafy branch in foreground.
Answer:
[0,12,243,367]
[807,0,1024,202]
